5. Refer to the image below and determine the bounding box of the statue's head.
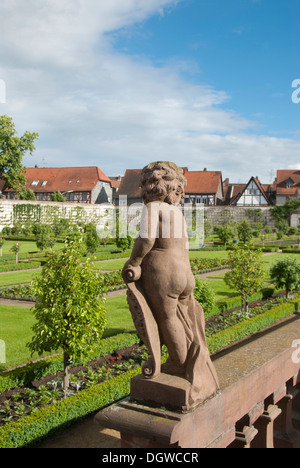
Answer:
[140,161,187,205]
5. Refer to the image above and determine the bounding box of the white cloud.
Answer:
[0,0,299,183]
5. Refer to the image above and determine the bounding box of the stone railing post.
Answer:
[292,382,300,430]
[251,404,281,448]
[274,379,300,448]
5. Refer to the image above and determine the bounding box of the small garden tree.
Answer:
[237,219,253,244]
[27,235,107,390]
[50,191,66,202]
[270,256,300,298]
[35,224,55,252]
[84,222,100,253]
[215,223,235,248]
[224,246,265,316]
[115,219,133,252]
[10,242,20,264]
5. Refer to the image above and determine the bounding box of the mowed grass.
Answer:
[0,304,45,370]
[1,240,63,256]
[0,270,41,287]
[0,294,133,371]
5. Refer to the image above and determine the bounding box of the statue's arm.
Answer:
[122,203,158,282]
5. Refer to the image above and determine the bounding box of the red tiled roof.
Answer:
[184,171,222,194]
[4,167,111,193]
[117,168,223,199]
[117,169,142,198]
[276,170,300,195]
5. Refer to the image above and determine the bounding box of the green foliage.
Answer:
[193,278,217,317]
[270,256,300,298]
[215,223,235,247]
[271,200,300,223]
[237,219,253,244]
[275,219,289,235]
[207,300,299,354]
[35,224,54,251]
[27,236,107,388]
[0,115,39,191]
[224,246,265,314]
[50,191,66,202]
[18,189,36,201]
[84,223,100,253]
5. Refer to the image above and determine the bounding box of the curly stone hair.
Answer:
[140,161,187,204]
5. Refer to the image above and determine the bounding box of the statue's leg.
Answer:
[150,293,188,368]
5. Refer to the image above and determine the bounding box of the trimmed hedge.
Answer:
[207,298,300,354]
[216,288,275,314]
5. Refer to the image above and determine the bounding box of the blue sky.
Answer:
[0,0,299,183]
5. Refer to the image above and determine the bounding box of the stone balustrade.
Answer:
[96,316,300,448]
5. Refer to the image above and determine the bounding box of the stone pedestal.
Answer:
[130,373,194,412]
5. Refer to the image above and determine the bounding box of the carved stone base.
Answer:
[130,373,194,412]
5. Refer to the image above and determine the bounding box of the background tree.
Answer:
[50,191,66,202]
[84,222,99,253]
[27,236,107,390]
[270,256,300,298]
[35,224,55,252]
[115,218,133,252]
[224,246,265,315]
[237,219,253,244]
[19,189,36,200]
[10,242,20,264]
[215,223,235,248]
[0,115,39,192]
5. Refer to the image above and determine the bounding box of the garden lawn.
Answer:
[262,252,300,281]
[94,258,129,271]
[0,270,40,287]
[103,294,134,338]
[0,295,133,371]
[189,250,229,260]
[0,305,44,371]
[1,240,63,256]
[205,278,239,302]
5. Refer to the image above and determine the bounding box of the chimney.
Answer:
[203,168,207,172]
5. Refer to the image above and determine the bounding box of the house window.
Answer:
[69,180,72,184]
[41,181,47,187]
[76,179,80,184]
[31,180,39,186]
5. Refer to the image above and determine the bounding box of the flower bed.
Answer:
[207,298,300,354]
[190,258,230,274]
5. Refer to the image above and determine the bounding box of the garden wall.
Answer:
[0,199,276,232]
[0,199,110,232]
[204,206,276,229]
